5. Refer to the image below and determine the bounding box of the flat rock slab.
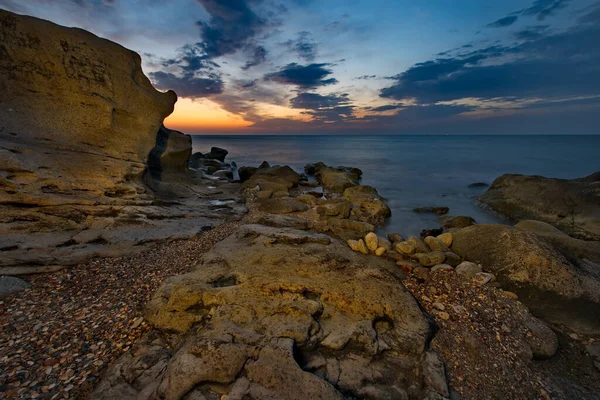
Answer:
[237,224,331,245]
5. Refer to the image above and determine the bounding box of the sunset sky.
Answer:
[2,0,600,134]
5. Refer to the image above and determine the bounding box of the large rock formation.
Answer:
[479,172,600,240]
[451,224,600,334]
[0,10,246,274]
[92,223,445,399]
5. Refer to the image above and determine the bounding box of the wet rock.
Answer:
[407,236,431,254]
[315,164,359,193]
[439,215,477,230]
[388,233,404,243]
[414,207,450,215]
[238,166,257,182]
[325,219,374,241]
[480,171,600,240]
[258,161,270,169]
[258,198,309,214]
[455,261,482,279]
[252,165,301,188]
[452,224,600,334]
[377,236,392,251]
[203,146,228,162]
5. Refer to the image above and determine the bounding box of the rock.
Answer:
[147,125,191,177]
[439,215,477,230]
[132,224,434,399]
[424,236,451,253]
[415,252,446,267]
[377,236,392,251]
[472,272,495,285]
[0,276,30,297]
[420,228,444,239]
[203,146,228,162]
[468,182,489,188]
[585,343,600,358]
[432,302,445,311]
[246,178,289,193]
[437,232,453,247]
[420,351,449,398]
[297,194,318,207]
[455,261,482,279]
[407,236,431,254]
[525,317,559,359]
[502,291,519,299]
[347,239,360,252]
[397,241,416,255]
[325,219,375,241]
[316,165,359,193]
[431,264,453,272]
[388,233,404,243]
[258,161,270,169]
[213,169,233,180]
[273,191,289,198]
[238,166,257,182]
[413,267,430,280]
[256,190,273,199]
[356,239,369,255]
[337,166,363,177]
[452,224,600,334]
[480,172,600,240]
[316,199,351,218]
[343,185,391,225]
[515,220,600,267]
[238,224,331,245]
[258,214,313,231]
[413,207,449,215]
[436,311,450,320]
[252,165,301,188]
[365,232,379,252]
[258,198,309,214]
[375,247,386,256]
[443,252,461,267]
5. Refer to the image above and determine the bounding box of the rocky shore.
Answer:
[1,9,600,400]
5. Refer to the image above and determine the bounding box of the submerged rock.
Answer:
[439,215,477,230]
[480,171,600,240]
[343,185,391,225]
[414,206,450,215]
[452,224,600,334]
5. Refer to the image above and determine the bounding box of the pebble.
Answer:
[437,311,450,320]
[375,247,386,256]
[456,261,482,279]
[365,232,379,252]
[433,302,446,311]
[395,241,416,255]
[472,272,496,285]
[502,291,518,299]
[431,264,453,272]
[437,232,453,247]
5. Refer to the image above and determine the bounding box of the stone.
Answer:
[130,225,434,399]
[256,190,273,199]
[585,343,600,358]
[439,215,477,230]
[525,316,559,359]
[238,166,257,182]
[413,206,449,215]
[259,214,313,231]
[397,259,420,271]
[472,272,495,285]
[468,182,489,188]
[388,233,404,243]
[502,291,519,299]
[297,194,318,207]
[316,198,351,218]
[238,224,331,246]
[375,247,386,256]
[377,236,392,251]
[258,198,309,214]
[0,276,31,297]
[480,172,600,240]
[365,232,379,252]
[420,351,449,398]
[413,267,430,280]
[356,239,369,255]
[147,125,191,177]
[420,228,444,239]
[455,261,482,279]
[415,252,446,267]
[452,224,600,334]
[317,165,359,193]
[443,252,461,267]
[407,236,431,253]
[431,264,453,272]
[436,232,453,247]
[325,219,374,241]
[343,185,391,225]
[424,236,451,252]
[252,165,301,188]
[432,302,445,311]
[515,220,600,267]
[347,239,360,252]
[396,241,416,255]
[203,146,228,162]
[273,191,289,198]
[436,311,450,320]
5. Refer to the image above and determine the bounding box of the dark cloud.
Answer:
[380,21,600,105]
[282,31,318,62]
[513,25,550,40]
[241,45,268,70]
[149,71,223,98]
[265,63,338,88]
[370,104,403,112]
[290,92,354,123]
[354,75,377,80]
[487,15,519,28]
[521,0,570,20]
[162,43,218,74]
[195,0,268,58]
[579,3,600,24]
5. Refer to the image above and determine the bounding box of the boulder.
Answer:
[364,232,379,252]
[258,198,309,214]
[146,125,192,177]
[424,236,451,253]
[407,236,430,254]
[316,165,359,193]
[455,261,482,279]
[325,218,374,241]
[203,146,228,162]
[515,220,600,266]
[524,316,559,359]
[437,232,453,247]
[297,194,318,207]
[316,198,351,218]
[119,224,436,399]
[452,224,600,334]
[480,172,600,240]
[413,206,449,215]
[253,165,301,188]
[343,185,391,225]
[439,215,477,230]
[238,166,257,182]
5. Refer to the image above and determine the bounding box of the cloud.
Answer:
[241,45,268,70]
[487,15,519,28]
[290,92,354,122]
[149,71,224,97]
[281,31,318,62]
[354,75,377,80]
[264,63,338,88]
[513,25,550,40]
[370,104,403,112]
[521,0,570,20]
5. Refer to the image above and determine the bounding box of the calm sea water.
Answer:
[192,135,600,237]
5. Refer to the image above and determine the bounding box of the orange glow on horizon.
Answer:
[164,98,253,132]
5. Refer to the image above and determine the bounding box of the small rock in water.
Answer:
[420,228,444,239]
[388,233,404,243]
[472,272,495,285]
[413,206,450,215]
[365,232,379,252]
[468,182,489,188]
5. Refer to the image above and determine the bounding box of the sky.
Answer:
[2,0,600,134]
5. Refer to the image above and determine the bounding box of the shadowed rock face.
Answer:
[452,224,600,334]
[93,224,440,399]
[479,172,600,240]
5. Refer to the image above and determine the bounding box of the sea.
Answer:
[192,135,600,237]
